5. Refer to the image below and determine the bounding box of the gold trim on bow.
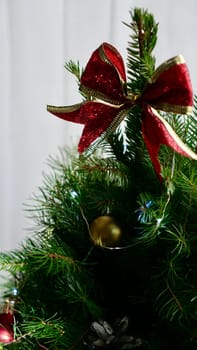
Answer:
[47,104,82,114]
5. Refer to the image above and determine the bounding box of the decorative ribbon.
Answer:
[47,42,197,179]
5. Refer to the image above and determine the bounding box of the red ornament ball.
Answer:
[0,312,14,344]
[0,327,13,344]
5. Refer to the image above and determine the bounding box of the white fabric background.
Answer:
[0,0,197,251]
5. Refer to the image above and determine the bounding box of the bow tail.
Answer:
[78,102,128,153]
[47,103,86,124]
[47,101,127,153]
[142,106,197,180]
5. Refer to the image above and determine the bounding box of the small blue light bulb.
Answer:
[11,288,18,296]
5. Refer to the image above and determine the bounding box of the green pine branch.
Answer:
[125,7,157,93]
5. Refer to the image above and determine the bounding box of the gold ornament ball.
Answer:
[89,216,122,247]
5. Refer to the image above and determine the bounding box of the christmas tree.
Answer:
[0,6,197,350]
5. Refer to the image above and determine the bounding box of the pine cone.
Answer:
[84,317,143,349]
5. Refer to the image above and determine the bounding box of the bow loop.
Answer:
[141,55,193,114]
[80,43,127,105]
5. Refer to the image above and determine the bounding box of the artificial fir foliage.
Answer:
[0,7,197,350]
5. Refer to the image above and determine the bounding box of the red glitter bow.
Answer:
[47,42,197,178]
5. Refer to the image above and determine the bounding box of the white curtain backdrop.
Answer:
[1,0,197,251]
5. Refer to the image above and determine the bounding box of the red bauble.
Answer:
[0,327,14,344]
[0,312,14,344]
